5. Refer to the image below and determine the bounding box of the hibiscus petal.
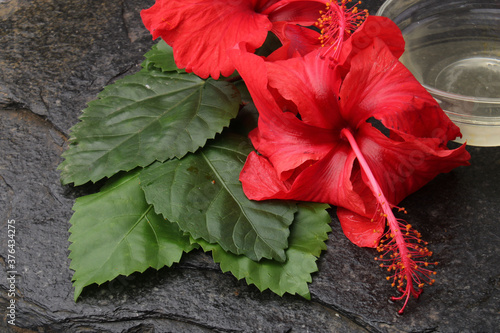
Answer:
[263,0,328,24]
[337,207,385,248]
[266,23,321,60]
[335,157,385,248]
[228,45,282,117]
[239,151,292,199]
[265,50,344,129]
[339,37,461,142]
[230,48,339,178]
[357,124,470,206]
[240,142,371,215]
[256,111,340,180]
[338,16,405,67]
[141,0,272,79]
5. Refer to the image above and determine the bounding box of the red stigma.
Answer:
[314,0,368,61]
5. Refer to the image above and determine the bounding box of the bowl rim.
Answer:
[424,84,500,105]
[444,110,500,125]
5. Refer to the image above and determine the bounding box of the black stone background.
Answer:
[1,0,499,332]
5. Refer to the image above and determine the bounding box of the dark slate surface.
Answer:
[1,0,499,332]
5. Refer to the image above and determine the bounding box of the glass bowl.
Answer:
[377,0,500,146]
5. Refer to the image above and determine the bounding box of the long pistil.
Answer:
[340,127,436,314]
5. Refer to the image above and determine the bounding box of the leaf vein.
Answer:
[200,151,275,256]
[86,205,154,282]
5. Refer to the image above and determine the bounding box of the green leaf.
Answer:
[142,39,184,73]
[58,70,240,186]
[68,169,197,301]
[140,133,297,262]
[194,203,332,299]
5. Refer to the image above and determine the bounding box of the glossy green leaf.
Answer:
[140,133,297,262]
[58,70,240,186]
[142,39,184,73]
[68,170,197,301]
[194,203,332,299]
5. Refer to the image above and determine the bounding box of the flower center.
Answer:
[314,0,368,61]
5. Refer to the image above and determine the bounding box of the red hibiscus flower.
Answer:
[141,0,329,79]
[229,15,470,313]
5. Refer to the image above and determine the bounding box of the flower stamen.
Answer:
[314,0,368,61]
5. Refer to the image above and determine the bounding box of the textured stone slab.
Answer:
[1,0,499,332]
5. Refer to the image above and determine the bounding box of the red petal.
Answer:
[240,142,372,216]
[263,0,327,24]
[339,16,405,68]
[356,124,470,205]
[337,207,385,248]
[265,50,344,129]
[255,111,339,180]
[141,0,271,79]
[339,37,461,142]
[228,46,282,117]
[239,151,292,199]
[267,23,321,60]
[230,48,340,178]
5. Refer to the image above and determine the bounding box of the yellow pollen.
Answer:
[316,0,368,61]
